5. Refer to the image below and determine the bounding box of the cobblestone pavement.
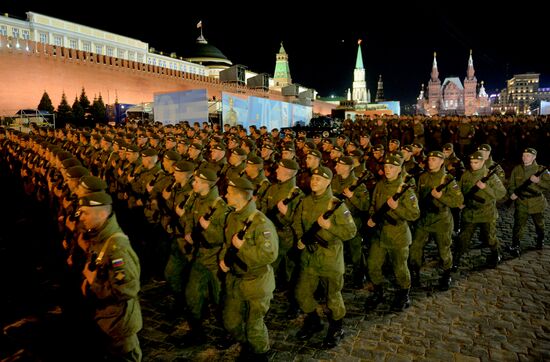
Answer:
[1,178,550,361]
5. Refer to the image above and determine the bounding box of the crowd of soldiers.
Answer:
[1,113,549,361]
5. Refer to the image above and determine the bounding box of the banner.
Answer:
[154,89,208,125]
[222,92,249,127]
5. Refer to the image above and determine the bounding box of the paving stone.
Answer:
[453,353,481,362]
[489,348,519,361]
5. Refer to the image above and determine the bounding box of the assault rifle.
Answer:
[506,166,548,206]
[300,199,345,253]
[420,174,456,214]
[369,174,414,226]
[266,187,301,226]
[464,164,498,204]
[223,219,251,272]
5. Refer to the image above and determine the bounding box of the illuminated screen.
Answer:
[154,89,208,125]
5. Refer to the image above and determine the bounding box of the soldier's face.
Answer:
[79,206,108,231]
[282,150,294,160]
[470,159,484,171]
[384,164,401,180]
[306,155,320,169]
[443,149,452,158]
[245,164,260,179]
[335,163,352,177]
[522,153,536,165]
[193,176,210,194]
[225,186,240,208]
[428,157,444,172]
[261,148,272,159]
[310,175,330,194]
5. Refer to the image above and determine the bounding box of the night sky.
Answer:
[3,1,549,105]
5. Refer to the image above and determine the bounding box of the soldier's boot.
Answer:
[296,312,323,340]
[237,345,268,362]
[508,239,521,258]
[364,284,384,311]
[390,288,411,312]
[179,318,206,347]
[536,234,545,250]
[410,265,421,288]
[451,252,461,272]
[352,268,366,289]
[286,299,301,320]
[322,318,344,349]
[438,269,452,291]
[486,249,502,269]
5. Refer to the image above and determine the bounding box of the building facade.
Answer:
[416,51,490,116]
[492,73,550,114]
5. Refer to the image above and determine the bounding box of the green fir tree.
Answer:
[56,92,72,128]
[72,96,85,127]
[37,91,54,114]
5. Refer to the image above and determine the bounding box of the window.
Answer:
[128,51,135,61]
[12,28,20,38]
[82,41,91,52]
[137,53,144,63]
[95,44,103,54]
[22,30,30,40]
[69,38,78,49]
[53,35,63,46]
[0,25,7,36]
[106,46,114,57]
[117,48,125,58]
[39,32,48,44]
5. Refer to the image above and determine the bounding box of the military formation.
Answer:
[1,113,549,361]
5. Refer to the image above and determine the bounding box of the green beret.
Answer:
[247,156,263,165]
[349,149,364,157]
[338,156,354,166]
[477,144,491,152]
[307,149,322,158]
[337,134,349,141]
[141,148,158,157]
[443,143,454,150]
[165,136,176,142]
[524,148,537,155]
[412,143,423,149]
[194,168,218,181]
[91,134,102,141]
[228,176,254,191]
[389,139,400,145]
[333,145,344,152]
[427,151,445,159]
[373,144,385,151]
[262,144,275,151]
[190,142,203,151]
[212,143,226,152]
[57,151,74,161]
[174,160,195,172]
[103,136,113,143]
[62,158,82,169]
[385,154,404,167]
[232,148,247,156]
[66,166,90,179]
[402,145,413,152]
[164,150,182,162]
[177,138,190,145]
[278,159,299,170]
[304,141,316,150]
[126,144,140,153]
[78,191,112,207]
[150,134,160,140]
[282,144,295,152]
[242,139,255,148]
[322,138,333,145]
[312,166,333,180]
[469,151,484,160]
[79,175,107,192]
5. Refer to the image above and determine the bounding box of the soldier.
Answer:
[260,159,304,317]
[508,148,550,256]
[179,168,229,346]
[457,118,475,158]
[476,144,506,184]
[454,151,506,270]
[78,191,142,361]
[364,154,420,312]
[297,149,322,195]
[293,166,357,348]
[409,151,464,290]
[219,177,279,361]
[207,143,227,176]
[244,156,271,205]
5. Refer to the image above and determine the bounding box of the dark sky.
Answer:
[4,1,549,104]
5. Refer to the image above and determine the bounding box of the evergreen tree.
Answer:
[72,96,85,127]
[91,94,107,124]
[37,91,54,114]
[56,92,72,128]
[79,87,91,114]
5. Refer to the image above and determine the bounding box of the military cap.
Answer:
[262,143,275,150]
[307,149,322,158]
[82,132,91,139]
[66,166,90,179]
[242,139,256,148]
[164,150,182,162]
[338,156,354,166]
[189,142,203,151]
[389,139,400,145]
[469,151,484,160]
[442,143,454,150]
[165,135,176,142]
[312,166,333,180]
[126,144,140,153]
[174,160,195,172]
[79,176,107,192]
[113,138,124,146]
[385,154,404,167]
[297,136,306,142]
[150,134,160,140]
[427,151,445,159]
[247,155,263,165]
[278,159,299,170]
[57,151,74,161]
[524,148,537,155]
[360,133,371,138]
[349,149,364,158]
[333,145,344,153]
[412,142,423,149]
[141,148,158,157]
[477,144,492,152]
[91,134,102,141]
[402,145,413,152]
[177,138,190,145]
[373,144,385,151]
[194,167,218,181]
[78,191,112,207]
[62,158,82,169]
[232,147,247,156]
[103,136,113,143]
[337,134,349,140]
[282,144,295,152]
[312,134,321,139]
[228,176,254,191]
[212,143,226,152]
[304,141,317,150]
[322,138,333,145]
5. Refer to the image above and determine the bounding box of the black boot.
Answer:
[352,268,366,289]
[410,265,421,288]
[364,284,384,311]
[237,345,268,362]
[486,249,501,269]
[296,312,323,340]
[179,318,206,347]
[451,253,461,272]
[536,235,545,250]
[508,240,521,258]
[322,318,344,349]
[438,269,452,291]
[285,300,300,320]
[390,288,411,312]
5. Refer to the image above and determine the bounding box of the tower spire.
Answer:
[355,39,364,69]
[467,49,475,80]
[431,52,439,81]
[273,41,291,88]
[375,74,385,103]
[352,39,369,104]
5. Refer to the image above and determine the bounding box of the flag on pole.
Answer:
[196,20,202,29]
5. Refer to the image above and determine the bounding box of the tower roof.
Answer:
[431,52,439,81]
[183,29,232,67]
[466,49,476,80]
[279,42,287,55]
[355,40,364,69]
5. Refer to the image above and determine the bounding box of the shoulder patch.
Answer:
[263,230,272,238]
[114,271,126,281]
[410,194,416,201]
[112,258,124,268]
[453,183,459,190]
[343,210,351,217]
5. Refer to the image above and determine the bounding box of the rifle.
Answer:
[420,174,456,214]
[369,174,414,227]
[266,187,301,226]
[464,164,499,204]
[334,169,373,199]
[190,201,219,250]
[300,198,345,253]
[506,166,548,206]
[224,219,251,272]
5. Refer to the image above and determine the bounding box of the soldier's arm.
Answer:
[291,199,305,240]
[479,174,507,201]
[508,166,520,195]
[322,204,357,241]
[347,183,370,212]
[388,188,420,222]
[238,216,279,266]
[203,202,229,246]
[279,190,305,224]
[437,180,464,208]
